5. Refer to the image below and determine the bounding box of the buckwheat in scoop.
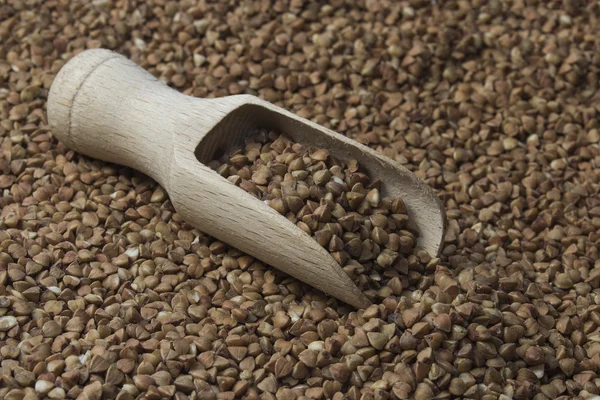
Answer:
[209,129,419,298]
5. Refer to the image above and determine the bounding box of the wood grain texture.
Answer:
[48,49,447,309]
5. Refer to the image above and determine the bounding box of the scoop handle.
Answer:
[48,49,208,185]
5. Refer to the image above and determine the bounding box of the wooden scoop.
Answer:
[48,49,446,309]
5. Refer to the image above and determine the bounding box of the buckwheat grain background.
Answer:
[0,1,599,399]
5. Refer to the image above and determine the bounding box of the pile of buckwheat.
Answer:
[1,1,599,400]
[209,129,421,303]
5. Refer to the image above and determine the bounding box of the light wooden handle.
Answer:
[48,49,205,186]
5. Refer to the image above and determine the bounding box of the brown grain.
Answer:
[1,1,600,399]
